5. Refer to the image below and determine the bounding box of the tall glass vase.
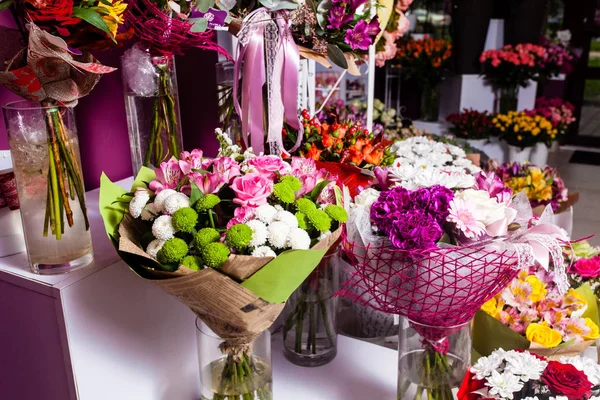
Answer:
[196,319,272,400]
[2,101,93,274]
[122,44,183,174]
[495,86,519,114]
[283,253,338,367]
[420,84,439,122]
[397,317,471,400]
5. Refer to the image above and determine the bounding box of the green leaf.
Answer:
[196,0,214,12]
[191,168,209,174]
[0,0,15,11]
[189,181,204,206]
[72,7,113,37]
[309,179,331,202]
[190,18,208,33]
[575,283,600,326]
[327,44,348,70]
[98,0,113,6]
[316,0,333,29]
[259,0,299,10]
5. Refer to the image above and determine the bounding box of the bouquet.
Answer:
[458,349,600,399]
[446,109,493,141]
[384,136,481,190]
[395,37,452,88]
[528,98,576,144]
[100,146,344,399]
[341,167,570,399]
[495,162,569,212]
[492,112,557,149]
[480,44,546,90]
[568,240,600,311]
[375,0,413,67]
[538,30,577,79]
[475,268,599,360]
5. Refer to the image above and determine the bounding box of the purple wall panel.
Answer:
[0,12,221,189]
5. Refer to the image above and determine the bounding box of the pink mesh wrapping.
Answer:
[339,231,521,340]
[125,0,232,57]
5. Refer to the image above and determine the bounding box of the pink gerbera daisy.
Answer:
[447,198,486,238]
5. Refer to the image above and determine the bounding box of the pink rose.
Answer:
[179,149,205,175]
[212,156,241,183]
[247,155,291,179]
[231,173,274,207]
[150,158,182,193]
[571,256,600,279]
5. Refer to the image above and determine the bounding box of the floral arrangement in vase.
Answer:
[480,44,545,113]
[446,109,493,141]
[528,98,576,145]
[341,167,570,399]
[100,144,344,400]
[538,30,577,79]
[492,111,557,157]
[458,349,600,399]
[395,37,452,121]
[494,162,569,212]
[375,0,413,67]
[476,268,599,359]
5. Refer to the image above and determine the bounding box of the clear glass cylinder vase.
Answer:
[420,84,440,122]
[122,46,183,174]
[397,317,471,400]
[2,101,93,274]
[495,86,519,114]
[196,319,272,400]
[283,253,339,367]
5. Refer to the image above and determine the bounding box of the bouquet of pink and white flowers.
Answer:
[459,349,600,400]
[528,98,576,144]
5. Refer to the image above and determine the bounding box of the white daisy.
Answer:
[251,245,277,258]
[152,215,176,241]
[254,204,278,224]
[485,370,523,399]
[273,210,298,229]
[129,189,150,218]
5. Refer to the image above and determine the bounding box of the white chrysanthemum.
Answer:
[163,192,190,214]
[255,204,278,224]
[146,239,165,259]
[273,210,298,229]
[246,220,268,247]
[251,245,277,258]
[485,370,523,398]
[471,353,504,380]
[141,202,160,221]
[505,354,547,381]
[152,215,176,241]
[287,227,311,250]
[267,221,291,249]
[153,189,177,212]
[129,190,150,218]
[274,204,284,211]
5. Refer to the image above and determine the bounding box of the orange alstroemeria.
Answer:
[306,143,322,161]
[321,132,335,148]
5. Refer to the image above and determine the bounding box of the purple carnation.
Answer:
[426,185,454,222]
[389,211,443,250]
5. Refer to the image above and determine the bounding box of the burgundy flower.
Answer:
[345,20,373,50]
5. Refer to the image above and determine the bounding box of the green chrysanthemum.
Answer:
[296,212,309,230]
[306,209,331,233]
[295,198,317,214]
[226,224,253,250]
[273,182,295,204]
[171,207,199,233]
[324,205,348,223]
[194,228,221,250]
[202,242,230,269]
[279,175,302,191]
[157,238,189,264]
[194,194,221,212]
[181,255,203,271]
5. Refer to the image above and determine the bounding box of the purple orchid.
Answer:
[345,19,373,51]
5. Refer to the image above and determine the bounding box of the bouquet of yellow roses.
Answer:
[473,268,600,360]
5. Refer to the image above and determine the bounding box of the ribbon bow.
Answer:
[233,8,302,156]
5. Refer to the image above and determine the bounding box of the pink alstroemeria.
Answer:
[212,156,241,183]
[150,158,183,193]
[179,149,205,175]
[189,172,225,195]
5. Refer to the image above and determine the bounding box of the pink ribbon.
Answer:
[233,9,302,156]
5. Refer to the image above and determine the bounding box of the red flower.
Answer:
[23,0,80,33]
[541,361,593,400]
[457,369,486,400]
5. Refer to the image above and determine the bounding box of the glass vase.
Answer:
[196,319,272,400]
[2,101,93,275]
[283,253,339,367]
[495,86,519,114]
[420,84,439,122]
[122,45,183,174]
[397,317,471,400]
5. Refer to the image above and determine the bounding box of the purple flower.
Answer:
[345,20,373,51]
[425,185,454,221]
[374,166,392,190]
[327,5,347,29]
[366,16,381,37]
[389,211,442,250]
[347,0,369,9]
[474,171,512,203]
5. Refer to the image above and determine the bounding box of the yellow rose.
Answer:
[526,322,563,348]
[529,168,544,186]
[525,275,547,302]
[584,318,600,340]
[482,297,501,319]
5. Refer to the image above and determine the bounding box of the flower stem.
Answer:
[47,143,62,240]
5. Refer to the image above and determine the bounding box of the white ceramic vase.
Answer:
[507,145,532,164]
[529,142,549,166]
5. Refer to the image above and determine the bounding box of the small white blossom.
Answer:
[154,189,177,212]
[523,397,539,400]
[354,188,380,208]
[267,221,291,249]
[287,227,311,250]
[129,189,150,218]
[485,370,523,399]
[246,220,268,247]
[273,210,298,229]
[146,239,165,259]
[152,215,176,241]
[255,204,278,224]
[251,245,277,258]
[141,202,160,221]
[471,353,504,380]
[163,192,190,214]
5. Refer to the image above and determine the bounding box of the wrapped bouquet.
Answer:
[100,146,344,399]
[341,168,570,399]
[459,349,600,399]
